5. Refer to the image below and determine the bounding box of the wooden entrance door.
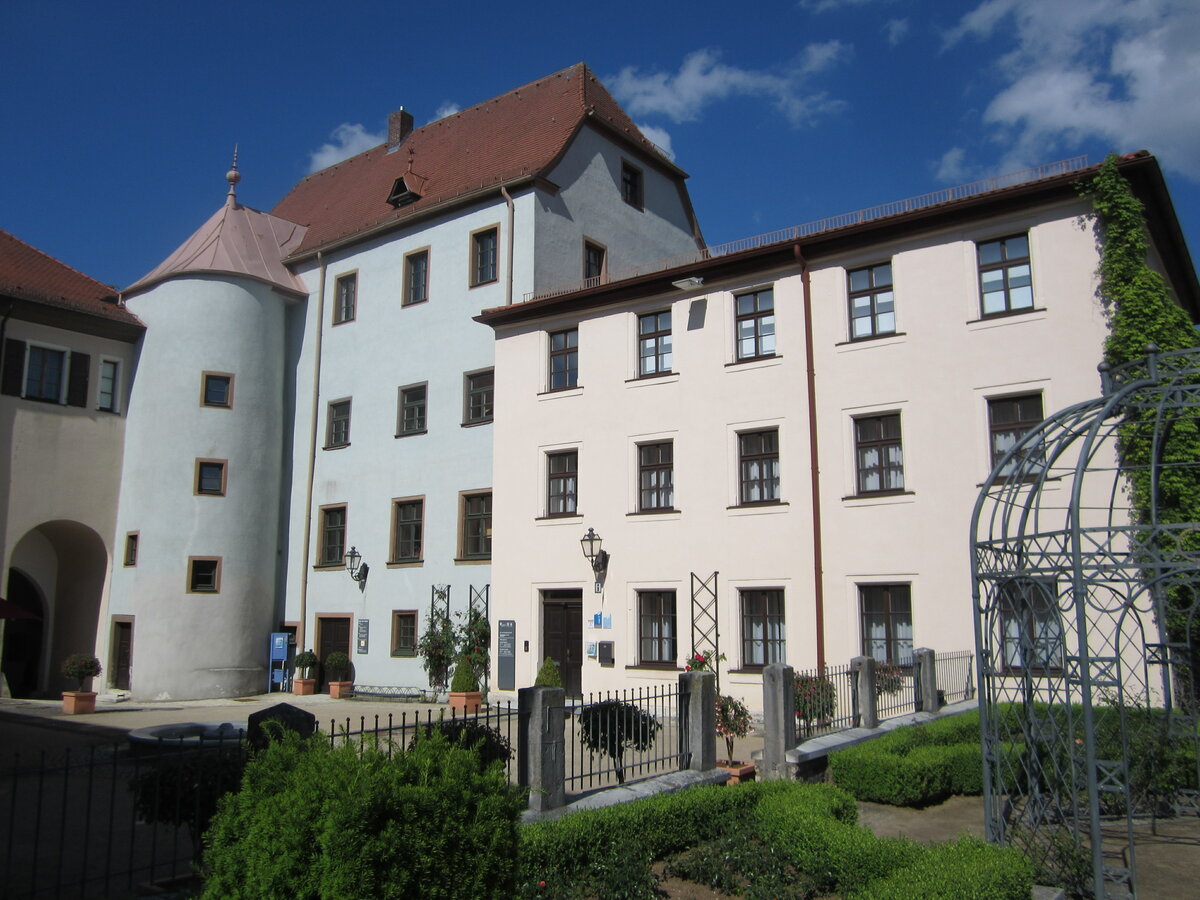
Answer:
[543,590,583,698]
[111,620,132,691]
[316,616,351,689]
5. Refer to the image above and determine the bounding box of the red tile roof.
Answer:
[272,63,685,258]
[0,228,141,326]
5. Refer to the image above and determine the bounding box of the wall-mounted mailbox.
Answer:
[598,641,614,666]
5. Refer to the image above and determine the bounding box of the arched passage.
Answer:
[4,520,108,696]
[1,569,44,697]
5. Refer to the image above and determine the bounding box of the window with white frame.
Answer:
[334,272,357,324]
[638,311,672,376]
[734,288,775,361]
[98,359,120,411]
[978,234,1033,316]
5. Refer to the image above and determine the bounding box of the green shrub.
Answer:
[324,650,350,681]
[293,650,317,679]
[202,731,523,899]
[534,657,562,687]
[410,718,512,771]
[577,699,661,784]
[754,789,923,894]
[855,836,1034,899]
[794,672,837,735]
[61,653,102,690]
[450,651,480,692]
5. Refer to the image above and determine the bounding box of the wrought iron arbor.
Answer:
[972,347,1200,898]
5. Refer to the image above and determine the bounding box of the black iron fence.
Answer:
[325,702,520,782]
[793,662,857,738]
[875,663,918,721]
[1,735,246,900]
[934,651,975,704]
[560,683,687,792]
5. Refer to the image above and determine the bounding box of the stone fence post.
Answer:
[761,664,796,780]
[518,685,565,812]
[914,647,939,713]
[852,656,878,729]
[679,671,716,771]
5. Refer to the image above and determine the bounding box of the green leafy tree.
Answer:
[794,673,837,737]
[577,699,661,784]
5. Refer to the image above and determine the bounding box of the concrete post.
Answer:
[914,647,939,713]
[761,664,796,780]
[853,656,878,729]
[518,685,565,812]
[679,671,717,771]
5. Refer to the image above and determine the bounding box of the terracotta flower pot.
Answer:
[717,761,756,784]
[62,691,97,715]
[293,678,316,696]
[448,690,482,714]
[328,680,353,699]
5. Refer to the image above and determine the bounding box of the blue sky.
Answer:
[3,0,1198,290]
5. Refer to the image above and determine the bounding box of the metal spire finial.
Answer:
[226,146,241,205]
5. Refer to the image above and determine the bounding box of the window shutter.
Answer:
[67,351,90,407]
[1,339,25,396]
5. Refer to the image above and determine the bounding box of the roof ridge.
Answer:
[0,228,114,295]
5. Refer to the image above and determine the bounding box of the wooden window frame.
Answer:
[389,496,424,565]
[977,233,1034,317]
[988,393,1046,481]
[854,413,904,495]
[734,288,776,361]
[194,458,228,497]
[316,504,347,569]
[738,429,780,505]
[123,532,139,567]
[23,343,68,403]
[740,588,785,668]
[458,490,492,561]
[859,584,913,666]
[547,450,578,517]
[391,610,419,657]
[463,368,494,425]
[97,357,121,412]
[187,556,222,594]
[397,383,427,437]
[403,247,430,307]
[325,398,351,449]
[847,262,896,340]
[638,441,674,512]
[621,161,644,210]
[548,328,579,391]
[638,310,672,377]
[583,239,607,282]
[638,590,677,665]
[469,226,499,287]
[333,271,358,324]
[201,371,234,409]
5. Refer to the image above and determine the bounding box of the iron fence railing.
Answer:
[1,735,246,900]
[325,702,520,782]
[876,667,918,721]
[935,651,976,704]
[560,683,687,793]
[793,662,857,739]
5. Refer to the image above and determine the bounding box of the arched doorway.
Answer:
[1,569,44,697]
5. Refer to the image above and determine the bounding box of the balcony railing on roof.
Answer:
[522,155,1089,303]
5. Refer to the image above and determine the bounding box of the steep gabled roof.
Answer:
[272,62,684,259]
[124,195,308,298]
[0,228,141,328]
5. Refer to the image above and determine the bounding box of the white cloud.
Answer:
[934,147,974,183]
[307,123,384,173]
[637,123,675,160]
[884,18,909,45]
[434,102,461,120]
[608,47,850,128]
[798,0,881,11]
[945,0,1200,180]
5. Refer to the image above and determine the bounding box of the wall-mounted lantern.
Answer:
[580,527,609,593]
[345,546,369,590]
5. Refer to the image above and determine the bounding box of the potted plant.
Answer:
[61,653,102,714]
[448,651,482,714]
[715,694,755,783]
[325,650,353,699]
[417,607,456,695]
[293,649,318,695]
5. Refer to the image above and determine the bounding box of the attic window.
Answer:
[387,177,420,208]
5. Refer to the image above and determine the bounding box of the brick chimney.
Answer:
[387,108,414,150]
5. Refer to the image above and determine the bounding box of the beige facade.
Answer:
[481,155,1200,711]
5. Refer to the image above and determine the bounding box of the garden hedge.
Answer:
[202,731,524,899]
[829,711,988,806]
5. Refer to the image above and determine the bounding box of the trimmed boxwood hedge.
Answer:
[516,779,1031,899]
[829,710,990,806]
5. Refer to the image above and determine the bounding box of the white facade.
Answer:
[483,164,1198,712]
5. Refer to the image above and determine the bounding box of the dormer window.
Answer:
[387,176,420,208]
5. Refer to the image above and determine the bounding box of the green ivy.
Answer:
[1083,156,1200,646]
